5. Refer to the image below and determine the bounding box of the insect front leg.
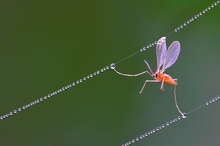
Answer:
[139,80,159,94]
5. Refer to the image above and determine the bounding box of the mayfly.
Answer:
[112,37,183,115]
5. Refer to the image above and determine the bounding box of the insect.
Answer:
[113,37,183,115]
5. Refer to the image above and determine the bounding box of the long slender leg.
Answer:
[139,80,159,94]
[174,85,183,116]
[113,68,152,77]
[160,78,165,91]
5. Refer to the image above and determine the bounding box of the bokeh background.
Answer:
[0,0,220,146]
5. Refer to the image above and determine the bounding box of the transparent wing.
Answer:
[156,37,167,71]
[162,41,180,72]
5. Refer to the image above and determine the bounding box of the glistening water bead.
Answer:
[0,65,110,120]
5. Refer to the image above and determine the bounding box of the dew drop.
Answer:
[144,133,148,136]
[206,101,209,105]
[169,120,173,124]
[110,63,116,69]
[182,112,187,118]
[212,98,216,102]
[175,117,178,122]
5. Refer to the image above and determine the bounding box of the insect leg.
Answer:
[173,78,178,84]
[113,68,151,77]
[174,85,183,116]
[160,78,165,91]
[139,80,159,94]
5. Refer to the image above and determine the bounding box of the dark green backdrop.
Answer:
[0,0,220,146]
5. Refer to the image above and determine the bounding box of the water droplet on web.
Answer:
[110,63,116,69]
[182,112,187,118]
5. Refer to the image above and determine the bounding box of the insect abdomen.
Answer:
[163,74,177,85]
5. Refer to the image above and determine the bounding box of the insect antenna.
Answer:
[144,60,154,75]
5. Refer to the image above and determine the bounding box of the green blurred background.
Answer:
[0,0,220,146]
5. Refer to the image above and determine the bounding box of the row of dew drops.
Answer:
[0,65,110,120]
[139,0,219,52]
[121,96,220,146]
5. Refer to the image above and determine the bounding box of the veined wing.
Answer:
[156,37,167,72]
[162,41,180,72]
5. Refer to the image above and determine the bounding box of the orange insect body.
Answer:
[153,71,177,85]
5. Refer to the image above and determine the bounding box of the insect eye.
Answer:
[153,74,158,78]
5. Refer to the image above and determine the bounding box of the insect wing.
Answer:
[162,41,180,72]
[156,37,167,71]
